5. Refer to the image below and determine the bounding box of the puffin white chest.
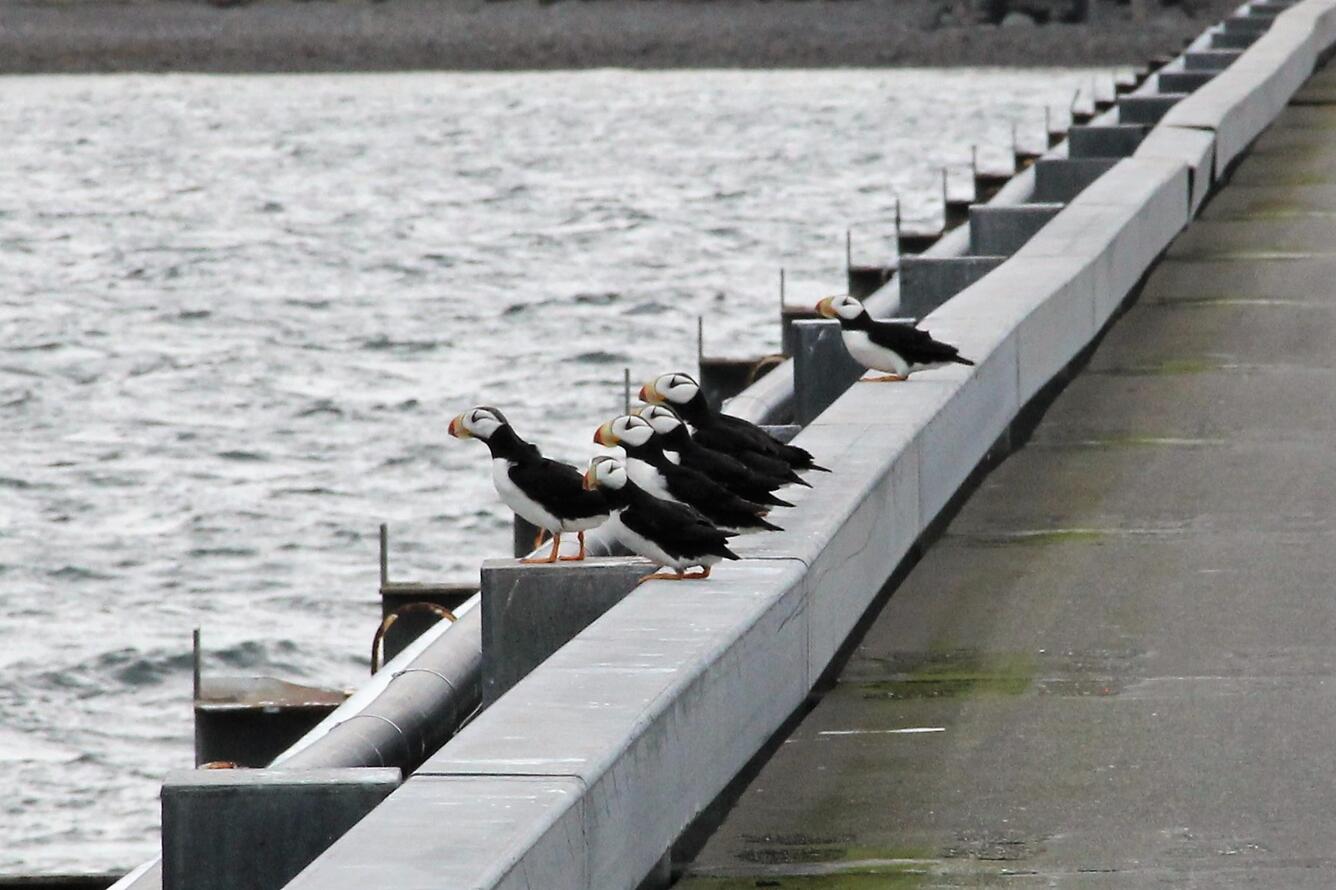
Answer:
[626,458,677,502]
[841,329,909,376]
[491,458,562,530]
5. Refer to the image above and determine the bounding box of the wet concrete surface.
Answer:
[676,63,1336,890]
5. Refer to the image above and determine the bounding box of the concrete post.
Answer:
[1211,29,1261,49]
[1118,94,1186,126]
[968,203,1064,256]
[1033,158,1118,202]
[480,557,650,706]
[898,255,1006,318]
[792,320,866,426]
[1157,71,1217,93]
[1068,124,1147,159]
[161,767,399,890]
[512,514,543,559]
[1185,49,1243,70]
[780,303,823,356]
[1223,14,1274,33]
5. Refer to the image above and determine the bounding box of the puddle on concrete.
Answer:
[1089,356,1227,376]
[1150,294,1323,309]
[843,648,1138,700]
[1171,249,1336,261]
[1033,434,1225,450]
[851,651,1036,700]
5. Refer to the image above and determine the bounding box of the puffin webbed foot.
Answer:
[860,373,908,383]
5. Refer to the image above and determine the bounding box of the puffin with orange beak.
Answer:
[583,455,738,582]
[640,372,827,478]
[449,407,608,563]
[595,414,782,534]
[817,294,974,382]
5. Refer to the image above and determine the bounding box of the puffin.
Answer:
[816,294,975,381]
[634,404,794,509]
[594,414,782,534]
[448,406,608,563]
[639,372,828,477]
[583,455,739,582]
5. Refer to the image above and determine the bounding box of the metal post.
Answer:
[192,628,201,703]
[845,227,852,274]
[378,523,389,588]
[623,368,631,413]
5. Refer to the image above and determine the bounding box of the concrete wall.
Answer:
[275,3,1332,889]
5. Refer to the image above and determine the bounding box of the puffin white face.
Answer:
[448,406,507,441]
[636,404,684,436]
[583,455,628,490]
[640,372,700,407]
[593,414,654,448]
[816,294,865,322]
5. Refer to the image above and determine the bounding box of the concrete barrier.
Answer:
[898,254,1006,317]
[273,3,1334,887]
[1163,0,1329,174]
[282,147,1197,890]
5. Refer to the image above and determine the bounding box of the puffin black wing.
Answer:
[622,497,740,562]
[659,464,783,533]
[717,413,830,473]
[866,321,974,367]
[508,458,609,521]
[678,445,794,508]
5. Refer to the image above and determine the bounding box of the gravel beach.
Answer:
[0,0,1241,73]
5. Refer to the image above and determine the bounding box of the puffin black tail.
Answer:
[953,355,976,367]
[720,545,741,561]
[806,462,832,473]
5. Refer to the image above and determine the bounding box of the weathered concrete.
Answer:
[1032,157,1118,202]
[1118,92,1187,124]
[967,202,1063,255]
[792,319,867,425]
[1158,69,1218,92]
[677,59,1336,890]
[162,768,398,890]
[1186,47,1244,69]
[1067,123,1147,158]
[480,557,650,706]
[897,255,1005,318]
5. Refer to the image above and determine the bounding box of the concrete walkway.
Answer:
[677,65,1336,889]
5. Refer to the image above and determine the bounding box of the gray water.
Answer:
[0,69,1098,874]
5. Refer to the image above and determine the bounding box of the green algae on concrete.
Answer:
[675,870,929,890]
[854,651,1035,700]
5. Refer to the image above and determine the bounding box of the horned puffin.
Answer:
[639,372,828,477]
[634,404,793,509]
[594,414,782,534]
[448,406,607,563]
[583,455,739,582]
[816,294,975,381]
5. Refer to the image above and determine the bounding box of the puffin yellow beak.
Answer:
[582,467,597,491]
[593,422,619,446]
[640,381,662,403]
[448,414,471,438]
[816,297,837,319]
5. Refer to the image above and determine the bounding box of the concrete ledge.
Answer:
[1134,125,1217,216]
[1033,158,1119,202]
[1068,124,1148,158]
[1119,93,1188,125]
[163,768,398,890]
[897,254,1006,318]
[1164,6,1322,175]
[968,203,1064,255]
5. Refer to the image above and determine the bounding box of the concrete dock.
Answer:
[678,63,1336,890]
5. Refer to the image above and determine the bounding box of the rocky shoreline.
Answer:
[0,0,1241,73]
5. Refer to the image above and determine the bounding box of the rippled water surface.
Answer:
[0,69,1097,873]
